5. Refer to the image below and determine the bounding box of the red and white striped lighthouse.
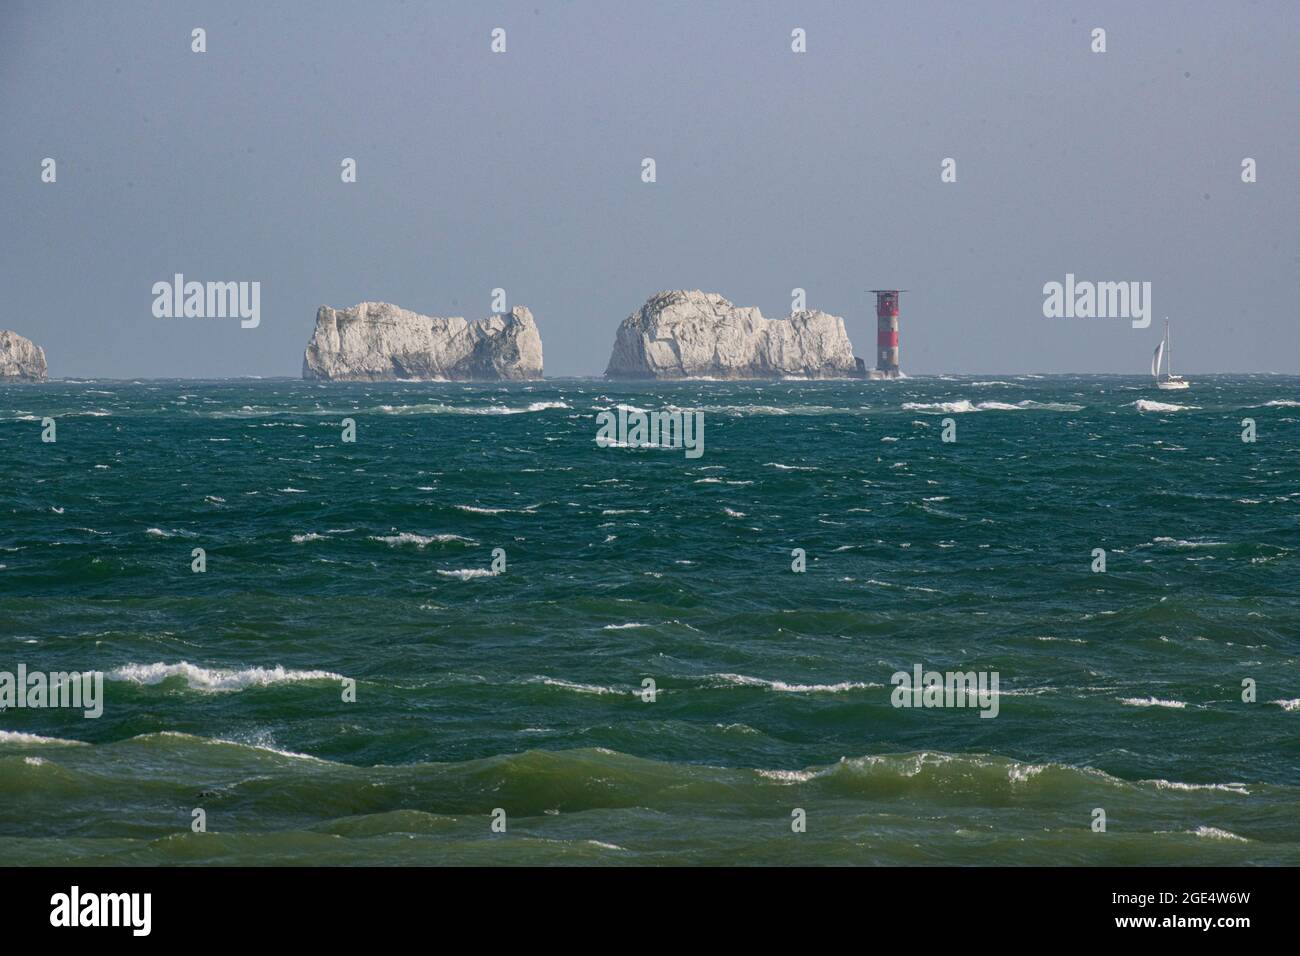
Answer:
[871,290,903,378]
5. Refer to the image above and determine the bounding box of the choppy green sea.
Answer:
[2,375,1298,865]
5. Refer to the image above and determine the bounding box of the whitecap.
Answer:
[108,661,345,692]
[903,399,1083,413]
[532,677,627,696]
[1148,779,1250,795]
[1119,696,1186,708]
[706,673,878,694]
[757,768,820,783]
[0,730,87,746]
[369,532,473,547]
[454,504,537,515]
[1191,826,1248,841]
[436,568,498,580]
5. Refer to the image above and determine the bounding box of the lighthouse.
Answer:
[870,290,904,379]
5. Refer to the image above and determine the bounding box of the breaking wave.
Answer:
[376,401,568,415]
[107,662,346,692]
[703,673,880,694]
[369,532,474,547]
[436,568,498,580]
[902,399,1083,413]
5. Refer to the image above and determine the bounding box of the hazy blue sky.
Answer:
[2,0,1297,377]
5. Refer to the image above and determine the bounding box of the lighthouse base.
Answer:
[854,358,901,380]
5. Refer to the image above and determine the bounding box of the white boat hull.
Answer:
[1156,379,1190,390]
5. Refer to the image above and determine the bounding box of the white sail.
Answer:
[1154,319,1189,389]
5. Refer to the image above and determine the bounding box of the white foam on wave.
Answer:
[1119,696,1187,709]
[436,567,498,580]
[1132,399,1197,412]
[133,731,333,763]
[707,673,879,694]
[1270,698,1300,712]
[902,399,1083,413]
[144,527,198,538]
[595,438,684,451]
[453,504,538,515]
[903,400,979,413]
[1191,826,1249,841]
[531,677,628,696]
[1148,779,1250,795]
[377,401,569,415]
[865,578,938,593]
[757,768,821,783]
[108,661,345,692]
[674,403,849,417]
[1007,763,1048,784]
[369,532,474,547]
[1151,536,1226,549]
[0,730,87,746]
[212,732,332,763]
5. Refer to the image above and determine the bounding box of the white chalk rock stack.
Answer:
[303,302,543,381]
[0,330,48,382]
[605,291,860,379]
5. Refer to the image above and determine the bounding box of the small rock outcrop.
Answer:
[303,302,543,381]
[0,331,48,382]
[604,291,861,379]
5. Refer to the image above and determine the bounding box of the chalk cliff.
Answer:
[0,330,48,382]
[604,291,861,379]
[303,302,543,381]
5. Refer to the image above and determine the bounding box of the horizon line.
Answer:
[8,371,1299,384]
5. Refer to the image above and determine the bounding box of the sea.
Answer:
[1,375,1297,865]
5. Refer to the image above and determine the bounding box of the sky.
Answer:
[2,0,1297,378]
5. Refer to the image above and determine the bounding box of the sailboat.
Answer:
[1152,319,1189,390]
